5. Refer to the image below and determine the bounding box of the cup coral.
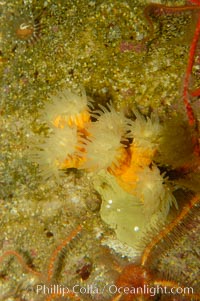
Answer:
[130,111,162,150]
[82,103,132,172]
[94,169,175,250]
[112,143,176,218]
[114,145,155,194]
[30,89,91,179]
[30,88,178,244]
[94,170,148,248]
[30,126,83,180]
[41,88,91,129]
[112,112,162,195]
[134,165,177,217]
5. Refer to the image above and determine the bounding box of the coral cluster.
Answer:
[30,89,90,179]
[29,88,181,248]
[81,102,131,172]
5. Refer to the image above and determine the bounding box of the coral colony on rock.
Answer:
[25,85,200,301]
[2,1,200,300]
[30,88,196,250]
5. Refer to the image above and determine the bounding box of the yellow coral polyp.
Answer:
[134,165,177,217]
[130,111,162,150]
[59,152,86,169]
[107,147,131,176]
[41,88,91,128]
[53,110,90,130]
[67,110,90,129]
[53,115,67,129]
[82,102,132,171]
[113,145,155,195]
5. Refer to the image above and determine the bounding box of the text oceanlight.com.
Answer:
[35,284,194,297]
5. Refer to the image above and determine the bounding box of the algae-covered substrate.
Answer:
[0,0,200,300]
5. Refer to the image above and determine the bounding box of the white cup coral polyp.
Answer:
[81,103,132,172]
[42,89,91,129]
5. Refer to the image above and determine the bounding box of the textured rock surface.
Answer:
[0,0,199,300]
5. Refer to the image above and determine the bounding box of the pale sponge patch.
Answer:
[82,103,131,171]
